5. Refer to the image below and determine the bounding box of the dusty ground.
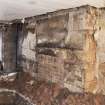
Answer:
[0,72,105,105]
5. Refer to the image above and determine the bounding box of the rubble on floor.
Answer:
[0,72,105,105]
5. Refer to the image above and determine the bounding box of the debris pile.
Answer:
[0,72,105,105]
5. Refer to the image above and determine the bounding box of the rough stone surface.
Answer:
[2,5,105,95]
[37,48,84,92]
[3,24,17,73]
[17,23,36,74]
[92,8,105,94]
[36,14,69,48]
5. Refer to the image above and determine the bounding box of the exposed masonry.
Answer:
[1,5,105,95]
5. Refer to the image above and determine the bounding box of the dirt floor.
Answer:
[0,72,105,105]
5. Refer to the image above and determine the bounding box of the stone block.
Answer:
[37,48,84,92]
[37,14,69,48]
[65,31,85,49]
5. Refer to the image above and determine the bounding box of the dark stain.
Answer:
[38,48,56,56]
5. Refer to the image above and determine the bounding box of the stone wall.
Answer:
[3,24,17,73]
[24,6,90,92]
[16,5,98,93]
[91,8,105,94]
[2,5,105,95]
[36,6,98,93]
[17,23,36,74]
[0,30,2,61]
[80,6,105,95]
